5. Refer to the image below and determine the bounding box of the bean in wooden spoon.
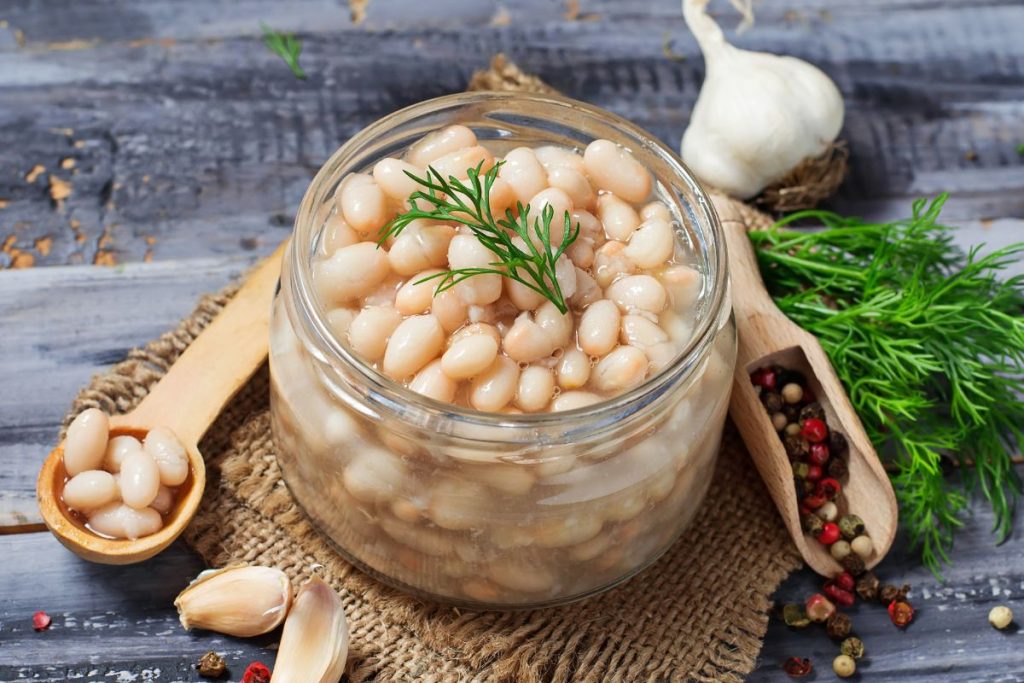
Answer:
[712,195,897,577]
[37,241,287,564]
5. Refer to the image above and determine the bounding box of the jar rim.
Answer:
[287,91,730,430]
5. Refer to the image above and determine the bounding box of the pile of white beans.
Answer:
[269,125,736,606]
[311,126,703,411]
[61,408,189,539]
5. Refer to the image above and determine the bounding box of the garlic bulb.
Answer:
[679,0,844,199]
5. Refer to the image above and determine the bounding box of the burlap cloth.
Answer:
[64,58,802,682]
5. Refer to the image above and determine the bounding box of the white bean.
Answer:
[343,448,407,503]
[395,269,442,315]
[469,356,520,412]
[348,305,402,361]
[320,213,359,256]
[583,139,653,203]
[430,289,468,333]
[505,277,546,310]
[646,341,679,374]
[535,300,574,349]
[486,177,518,217]
[571,267,602,309]
[89,503,162,540]
[596,193,641,242]
[430,145,495,181]
[441,334,499,379]
[640,201,672,222]
[659,310,694,344]
[503,312,556,363]
[487,560,556,593]
[327,307,358,338]
[534,145,586,173]
[566,237,595,269]
[382,314,445,379]
[143,426,189,487]
[572,209,605,245]
[606,274,668,314]
[551,391,603,411]
[361,274,403,307]
[372,158,424,204]
[466,464,537,495]
[409,359,457,402]
[498,147,548,205]
[448,322,502,347]
[427,479,488,531]
[102,434,141,474]
[387,221,454,275]
[406,124,477,166]
[660,264,702,309]
[119,449,161,509]
[314,242,391,304]
[340,178,389,236]
[525,187,573,249]
[624,217,674,268]
[150,486,175,515]
[447,234,502,304]
[63,470,119,512]
[554,255,577,300]
[592,345,648,393]
[578,299,621,356]
[548,166,596,210]
[516,366,555,412]
[620,314,669,348]
[64,408,109,477]
[592,240,636,289]
[557,349,592,389]
[531,515,603,548]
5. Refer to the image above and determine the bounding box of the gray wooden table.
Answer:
[1,1,1022,680]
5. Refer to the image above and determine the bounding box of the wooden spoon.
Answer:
[712,195,898,577]
[37,241,287,565]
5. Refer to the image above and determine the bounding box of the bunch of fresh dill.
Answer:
[748,194,1024,576]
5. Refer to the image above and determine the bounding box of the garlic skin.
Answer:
[679,0,844,199]
[174,564,292,637]
[271,576,349,683]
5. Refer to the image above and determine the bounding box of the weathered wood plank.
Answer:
[0,255,268,528]
[0,0,1021,268]
[0,534,273,681]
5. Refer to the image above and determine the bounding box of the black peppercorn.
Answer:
[783,404,802,422]
[838,514,866,541]
[197,651,227,678]
[855,572,880,602]
[827,456,848,481]
[762,391,784,412]
[826,612,852,640]
[840,554,866,577]
[799,402,826,423]
[828,430,849,457]
[777,368,806,388]
[879,583,910,605]
[801,513,825,535]
[840,637,865,659]
[784,433,810,459]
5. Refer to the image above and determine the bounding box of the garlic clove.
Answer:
[174,565,291,637]
[270,575,349,683]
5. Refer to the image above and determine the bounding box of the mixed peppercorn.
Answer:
[753,365,917,678]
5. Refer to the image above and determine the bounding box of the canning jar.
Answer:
[270,92,735,608]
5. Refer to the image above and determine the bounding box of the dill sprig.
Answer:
[749,194,1024,577]
[261,23,307,80]
[380,162,580,313]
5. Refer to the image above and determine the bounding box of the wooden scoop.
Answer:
[712,196,897,577]
[37,241,287,565]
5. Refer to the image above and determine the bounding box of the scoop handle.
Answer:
[125,241,287,445]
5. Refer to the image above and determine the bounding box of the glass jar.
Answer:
[270,92,735,609]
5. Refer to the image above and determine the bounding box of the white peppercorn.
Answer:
[816,501,838,522]
[989,605,1013,630]
[781,382,804,404]
[832,654,856,678]
[850,534,874,559]
[771,412,788,431]
[830,539,851,561]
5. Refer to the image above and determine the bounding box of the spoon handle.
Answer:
[125,241,288,445]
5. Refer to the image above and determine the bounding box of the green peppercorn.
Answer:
[792,462,810,479]
[855,572,880,602]
[838,514,866,541]
[782,603,811,628]
[826,612,852,640]
[799,402,825,423]
[762,391,784,412]
[840,553,866,577]
[840,637,865,659]
[801,513,825,536]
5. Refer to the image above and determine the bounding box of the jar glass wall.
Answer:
[270,92,735,608]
